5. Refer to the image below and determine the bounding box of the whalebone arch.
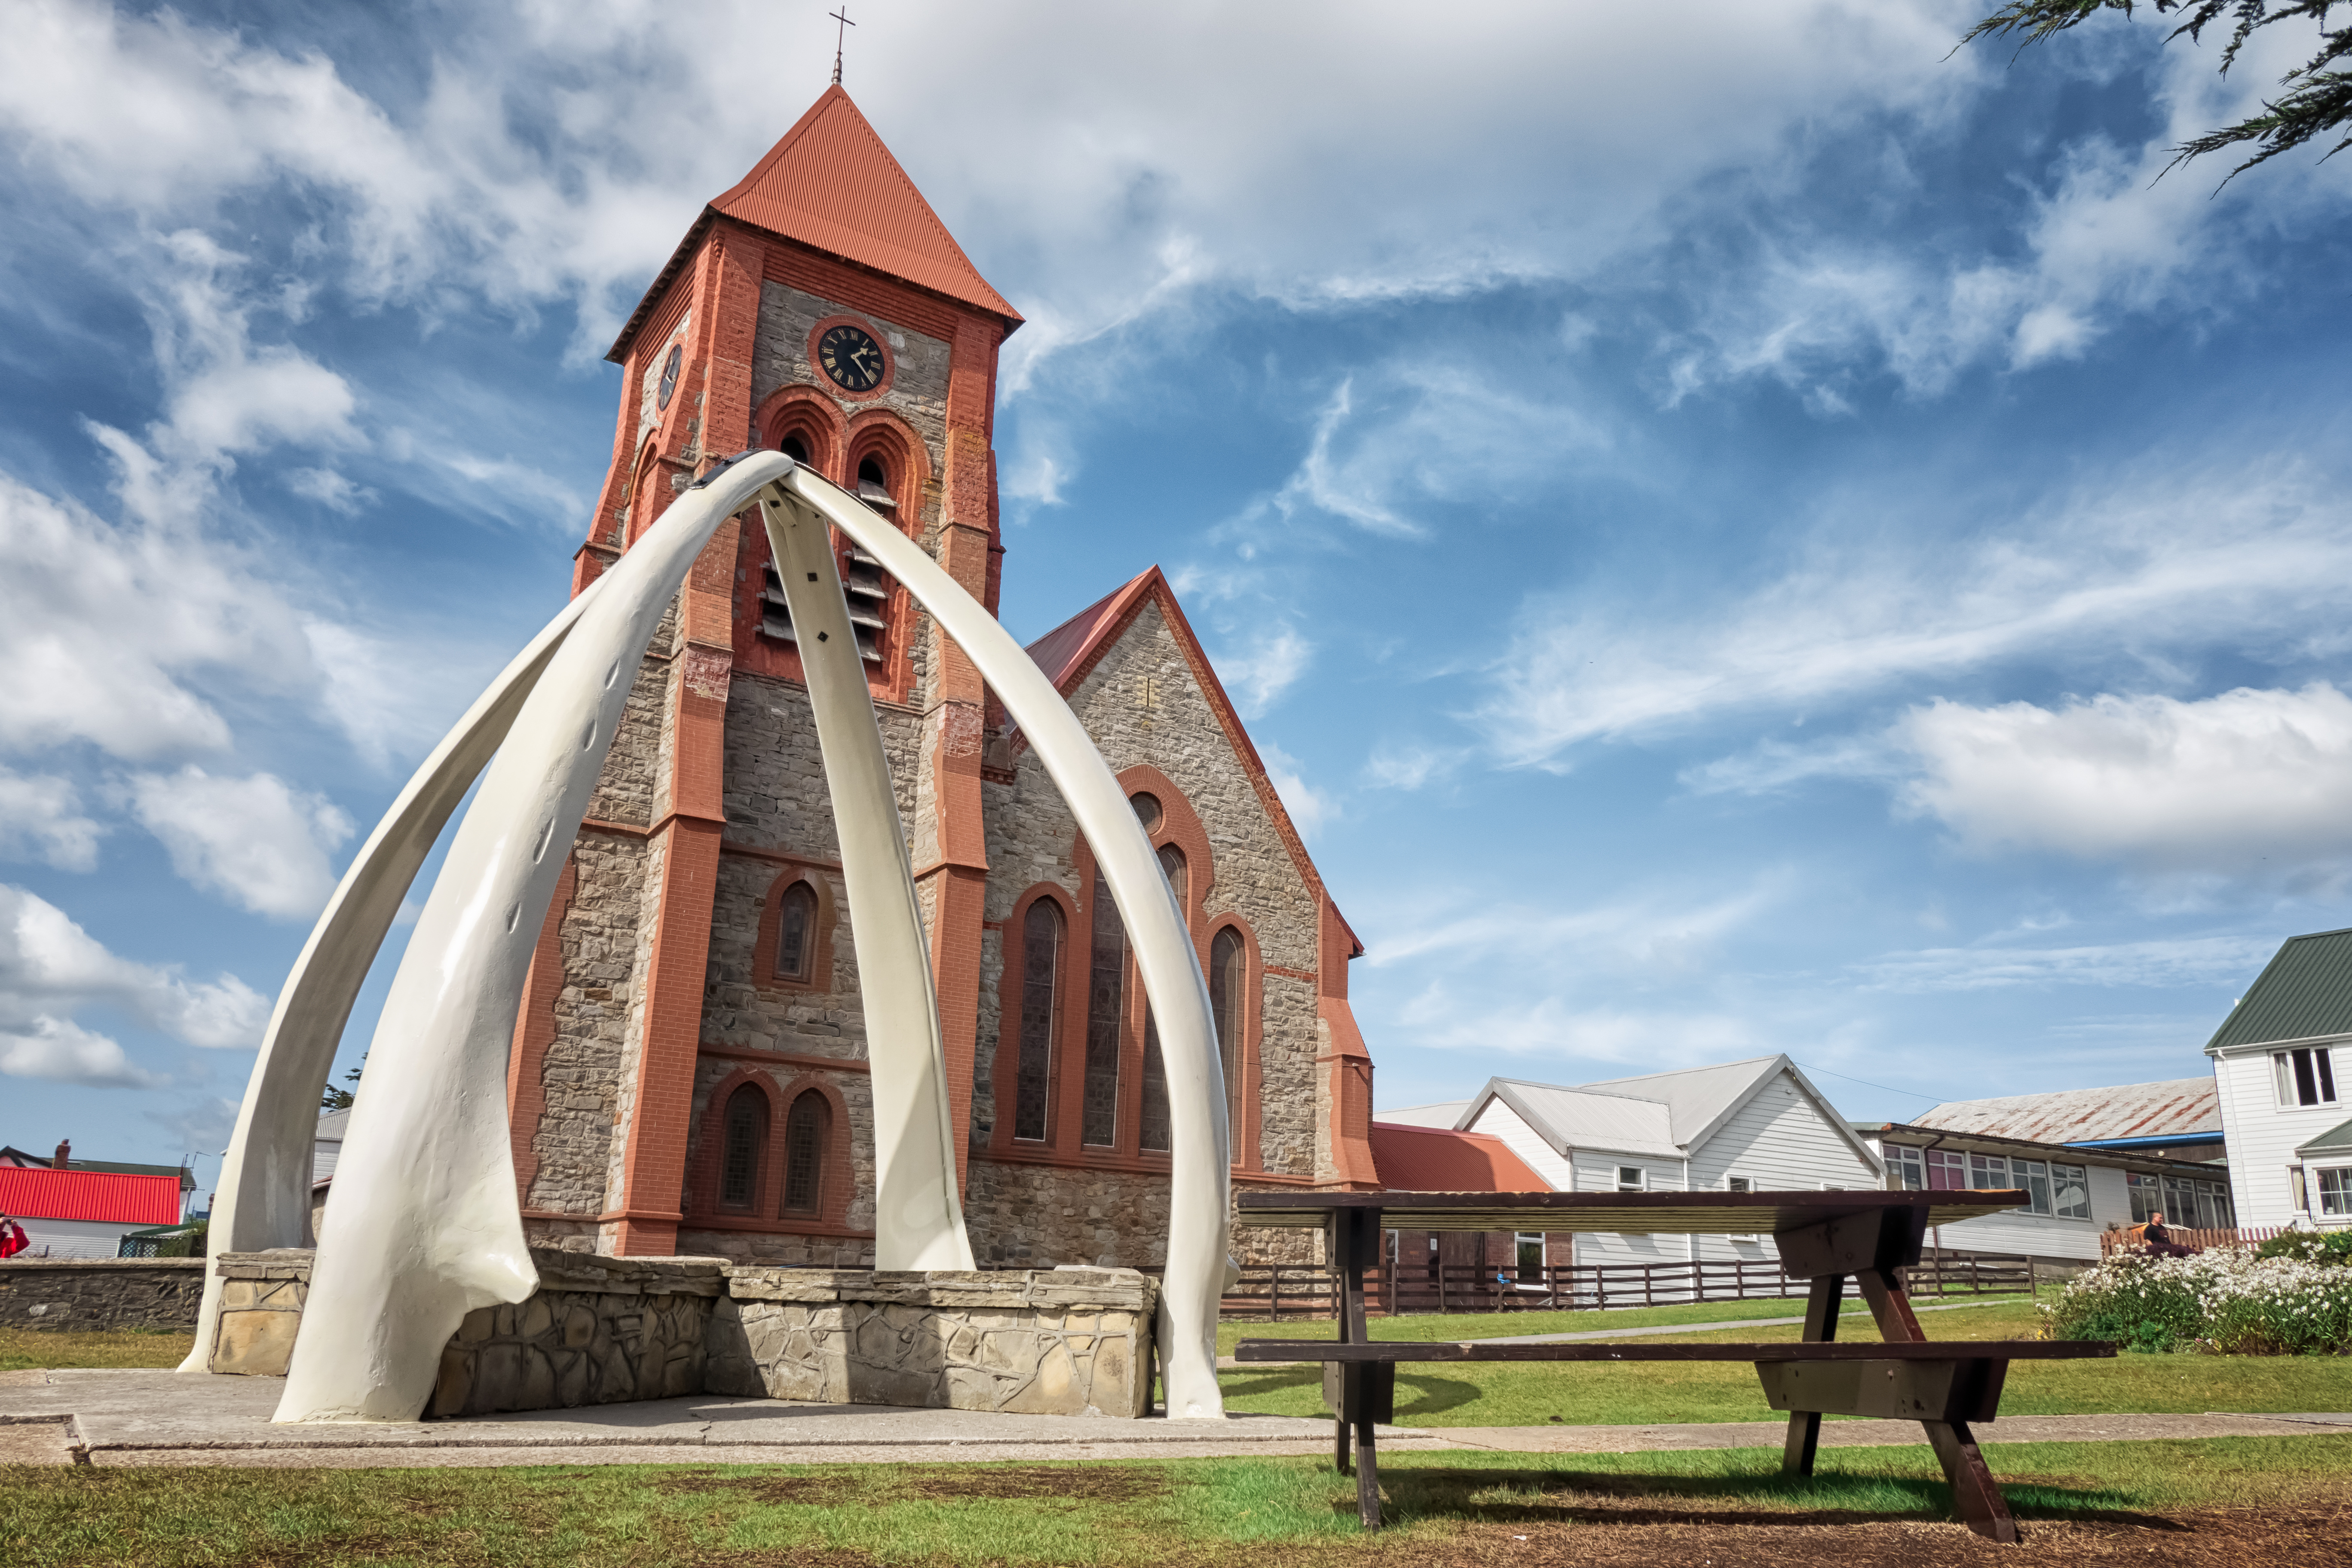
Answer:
[188,452,1232,1426]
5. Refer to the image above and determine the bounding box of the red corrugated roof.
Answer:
[716,86,1018,322]
[0,1167,182,1226]
[1369,1123,1551,1194]
[1023,571,1154,691]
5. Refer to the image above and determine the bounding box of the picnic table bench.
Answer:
[1231,1188,2113,1541]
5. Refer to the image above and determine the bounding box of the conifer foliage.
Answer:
[1965,2,2352,181]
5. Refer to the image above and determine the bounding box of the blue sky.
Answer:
[6,0,2352,1188]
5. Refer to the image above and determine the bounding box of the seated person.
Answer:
[2141,1211,2195,1258]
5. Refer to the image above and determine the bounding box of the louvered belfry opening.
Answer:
[752,439,892,666]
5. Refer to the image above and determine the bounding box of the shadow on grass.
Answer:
[1212,1367,1486,1418]
[1358,1465,2181,1533]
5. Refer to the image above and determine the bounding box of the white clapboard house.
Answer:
[2206,927,2352,1231]
[1388,1055,1883,1270]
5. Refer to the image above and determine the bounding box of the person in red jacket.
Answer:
[0,1216,27,1258]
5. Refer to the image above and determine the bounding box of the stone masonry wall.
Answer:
[0,1259,203,1332]
[707,1268,1153,1418]
[973,602,1322,1177]
[432,1252,724,1418]
[750,282,951,461]
[523,832,648,1219]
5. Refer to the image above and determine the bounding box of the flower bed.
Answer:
[2043,1247,2352,1354]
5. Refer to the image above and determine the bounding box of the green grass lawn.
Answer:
[1215,1291,2036,1355]
[0,1325,193,1372]
[1218,1300,2352,1427]
[3,1436,2343,1567]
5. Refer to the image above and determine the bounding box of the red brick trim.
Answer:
[1205,913,1265,1174]
[806,313,897,402]
[698,1044,870,1074]
[750,862,838,993]
[506,856,577,1206]
[690,1066,780,1219]
[992,880,1079,1154]
[681,1216,876,1240]
[1264,964,1316,984]
[752,384,848,476]
[769,1072,855,1226]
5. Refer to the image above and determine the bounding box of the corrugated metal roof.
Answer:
[0,1148,195,1188]
[2205,927,2352,1050]
[1574,1056,1785,1147]
[1912,1078,2219,1143]
[1369,1123,1550,1192]
[1021,572,1152,692]
[0,1167,182,1225]
[716,85,1017,320]
[1490,1080,1682,1159]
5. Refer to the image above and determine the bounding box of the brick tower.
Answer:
[508,87,1378,1270]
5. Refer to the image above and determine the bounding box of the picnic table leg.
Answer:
[1856,1268,2019,1544]
[1780,1271,1842,1476]
[1331,1207,1384,1528]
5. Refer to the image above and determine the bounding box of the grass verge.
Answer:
[0,1326,194,1372]
[1,1436,2343,1567]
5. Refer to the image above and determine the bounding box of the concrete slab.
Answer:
[0,1417,76,1464]
[0,1370,1430,1457]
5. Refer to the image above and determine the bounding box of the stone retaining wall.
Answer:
[197,1252,1155,1421]
[707,1267,1155,1418]
[432,1252,725,1418]
[0,1258,204,1332]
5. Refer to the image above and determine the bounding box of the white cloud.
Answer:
[1363,740,1455,792]
[283,466,375,513]
[1387,986,1766,1065]
[125,767,353,920]
[1479,460,2352,767]
[0,883,268,1056]
[1218,626,1314,717]
[1852,933,2274,992]
[1367,880,1781,972]
[0,472,320,760]
[1257,742,1336,842]
[1895,684,2352,877]
[1655,22,2352,402]
[0,1015,160,1088]
[0,768,104,871]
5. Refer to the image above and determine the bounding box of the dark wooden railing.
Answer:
[1204,1250,2056,1321]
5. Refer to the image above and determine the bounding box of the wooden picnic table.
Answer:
[1231,1188,2113,1541]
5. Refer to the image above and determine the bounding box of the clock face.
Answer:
[817,323,886,392]
[656,342,682,411]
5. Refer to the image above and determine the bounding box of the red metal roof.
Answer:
[1369,1123,1551,1194]
[0,1167,182,1226]
[717,86,1018,321]
[1023,571,1154,691]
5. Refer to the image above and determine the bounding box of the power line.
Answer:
[1793,1059,1945,1105]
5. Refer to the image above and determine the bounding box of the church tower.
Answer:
[509,88,1378,1270]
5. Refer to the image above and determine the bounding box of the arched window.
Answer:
[779,432,810,463]
[775,881,818,983]
[856,455,893,506]
[782,1090,830,1215]
[1211,928,1246,1145]
[1137,844,1186,1154]
[1130,792,1163,833]
[719,1084,768,1211]
[1013,899,1061,1142]
[1082,868,1124,1147]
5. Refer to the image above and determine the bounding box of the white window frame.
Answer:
[1513,1232,1546,1275]
[1725,1174,1758,1242]
[1616,1165,1646,1193]
[2049,1162,2091,1222]
[1968,1152,2010,1191]
[2127,1170,2161,1224]
[2289,1164,2309,1213]
[2272,1047,2341,1110]
[1924,1148,1967,1191]
[2317,1165,2352,1219]
[2014,1158,2052,1216]
[1886,1145,1925,1192]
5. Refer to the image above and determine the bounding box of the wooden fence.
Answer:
[1209,1250,2053,1321]
[2098,1225,2282,1258]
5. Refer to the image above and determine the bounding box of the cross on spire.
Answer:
[829,4,855,86]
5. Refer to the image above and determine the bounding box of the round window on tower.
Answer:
[1130,792,1163,834]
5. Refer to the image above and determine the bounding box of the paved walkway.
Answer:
[2,1369,2346,1470]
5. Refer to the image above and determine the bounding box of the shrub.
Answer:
[2254,1228,2352,1268]
[2043,1248,2352,1355]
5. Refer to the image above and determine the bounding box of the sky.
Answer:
[5,0,2352,1188]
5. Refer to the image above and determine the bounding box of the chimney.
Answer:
[51,1139,70,1171]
